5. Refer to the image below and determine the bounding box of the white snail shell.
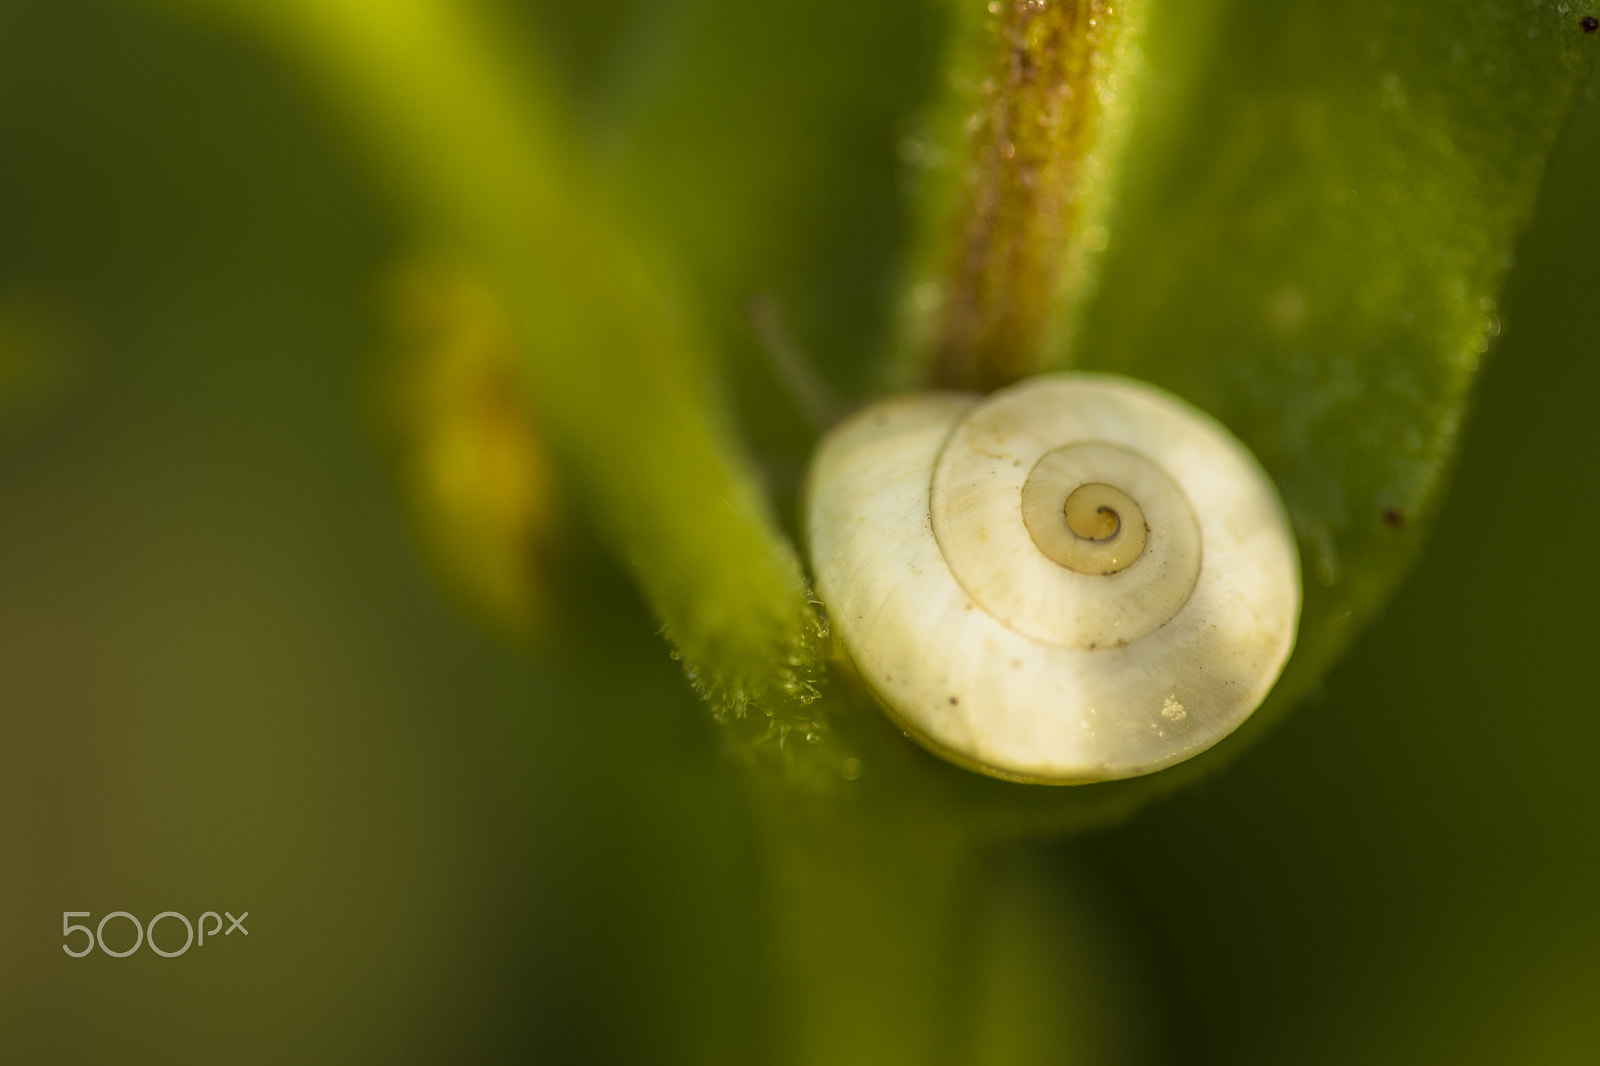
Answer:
[805,372,1300,784]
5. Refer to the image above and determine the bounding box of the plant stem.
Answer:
[759,800,983,1066]
[169,0,827,739]
[905,0,1145,391]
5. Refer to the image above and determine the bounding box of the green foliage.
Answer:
[154,0,1596,829]
[1072,0,1598,761]
[44,0,1596,1060]
[169,0,828,739]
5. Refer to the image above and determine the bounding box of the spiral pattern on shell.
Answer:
[805,372,1300,784]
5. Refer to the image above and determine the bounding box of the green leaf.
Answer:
[1069,0,1597,768]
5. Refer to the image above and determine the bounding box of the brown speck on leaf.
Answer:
[1582,15,1599,33]
[1382,507,1405,529]
[949,696,959,705]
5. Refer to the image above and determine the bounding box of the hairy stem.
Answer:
[906,0,1145,390]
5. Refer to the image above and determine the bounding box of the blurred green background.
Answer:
[2,0,1598,1062]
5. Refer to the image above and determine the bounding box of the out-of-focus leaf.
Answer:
[0,290,81,437]
[374,258,563,642]
[592,0,948,406]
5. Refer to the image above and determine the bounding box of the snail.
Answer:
[804,372,1300,784]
